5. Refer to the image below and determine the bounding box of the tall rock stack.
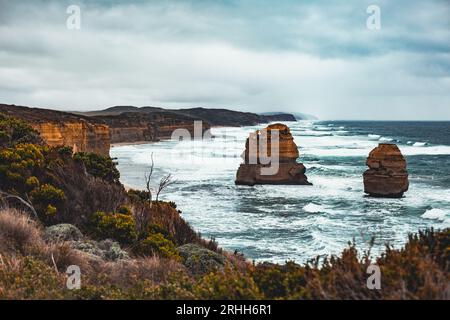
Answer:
[363,143,409,198]
[235,123,311,186]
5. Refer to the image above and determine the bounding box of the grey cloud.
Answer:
[0,0,449,119]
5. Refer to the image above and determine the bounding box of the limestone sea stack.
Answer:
[235,123,311,186]
[363,143,409,198]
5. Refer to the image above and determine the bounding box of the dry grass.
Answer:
[0,206,190,298]
[91,256,187,288]
[1,206,448,300]
[0,207,43,254]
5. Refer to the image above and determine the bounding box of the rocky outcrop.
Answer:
[235,123,311,186]
[71,239,130,261]
[178,244,226,275]
[0,104,110,156]
[44,224,83,242]
[363,143,409,198]
[96,112,212,144]
[44,224,130,261]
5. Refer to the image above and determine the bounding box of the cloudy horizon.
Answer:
[0,0,449,120]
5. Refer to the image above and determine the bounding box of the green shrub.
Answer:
[116,205,132,215]
[57,146,73,157]
[0,114,42,147]
[0,143,47,195]
[136,233,181,261]
[252,261,309,299]
[127,189,150,203]
[143,272,196,300]
[92,211,137,245]
[74,152,120,183]
[147,223,175,243]
[25,176,40,189]
[28,184,65,219]
[178,243,226,276]
[45,204,57,217]
[193,265,262,300]
[0,255,65,299]
[30,184,66,204]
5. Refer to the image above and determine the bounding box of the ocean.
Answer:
[111,121,450,263]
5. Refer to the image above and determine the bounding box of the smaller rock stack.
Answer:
[363,143,409,198]
[235,123,311,186]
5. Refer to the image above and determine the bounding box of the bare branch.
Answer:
[156,174,176,201]
[144,152,154,203]
[0,189,39,221]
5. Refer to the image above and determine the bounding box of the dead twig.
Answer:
[51,253,59,274]
[156,174,176,201]
[144,152,154,204]
[0,190,39,221]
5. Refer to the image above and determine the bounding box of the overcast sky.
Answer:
[0,0,449,119]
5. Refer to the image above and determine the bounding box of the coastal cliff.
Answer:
[95,112,212,144]
[0,104,110,156]
[32,122,110,155]
[1,104,302,155]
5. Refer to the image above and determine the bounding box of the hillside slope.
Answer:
[84,106,297,126]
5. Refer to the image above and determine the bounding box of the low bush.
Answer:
[74,152,120,184]
[193,265,262,300]
[0,143,46,192]
[0,114,42,147]
[116,205,132,215]
[30,183,66,220]
[251,228,450,300]
[127,189,150,203]
[135,232,181,261]
[92,211,137,245]
[0,255,66,299]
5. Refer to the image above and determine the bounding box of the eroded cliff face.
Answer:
[235,123,311,186]
[0,104,111,156]
[97,112,211,144]
[32,122,110,156]
[363,143,409,198]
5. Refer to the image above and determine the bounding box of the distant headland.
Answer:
[0,103,312,156]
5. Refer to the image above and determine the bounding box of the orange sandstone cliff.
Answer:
[363,143,409,198]
[94,112,212,144]
[31,122,110,155]
[0,104,110,156]
[235,123,311,186]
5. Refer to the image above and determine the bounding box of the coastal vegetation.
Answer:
[0,114,448,300]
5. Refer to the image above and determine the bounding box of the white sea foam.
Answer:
[314,126,332,131]
[379,137,394,142]
[303,203,325,213]
[422,208,447,221]
[413,142,427,147]
[303,203,338,214]
[333,130,349,135]
[302,142,450,157]
[368,134,381,140]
